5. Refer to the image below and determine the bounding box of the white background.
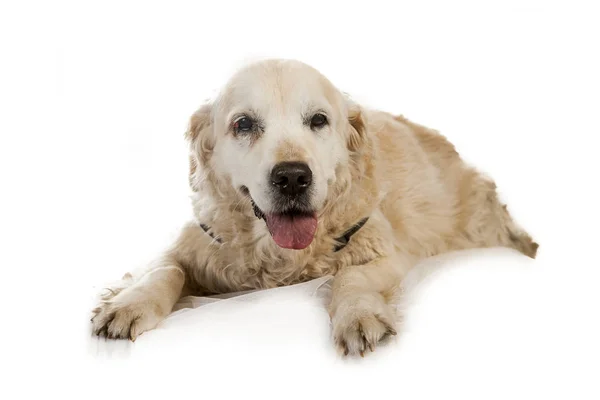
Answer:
[1,0,599,399]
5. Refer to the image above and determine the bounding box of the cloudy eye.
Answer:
[234,116,254,133]
[310,113,328,129]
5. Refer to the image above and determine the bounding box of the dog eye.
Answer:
[310,113,328,129]
[234,117,254,132]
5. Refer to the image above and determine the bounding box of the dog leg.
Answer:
[453,171,539,258]
[91,257,185,341]
[329,256,406,356]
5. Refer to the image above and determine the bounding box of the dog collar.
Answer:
[199,223,223,244]
[199,217,368,252]
[332,217,369,252]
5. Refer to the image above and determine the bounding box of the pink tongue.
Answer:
[264,213,318,250]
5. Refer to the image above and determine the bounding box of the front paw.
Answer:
[91,287,164,341]
[331,293,398,356]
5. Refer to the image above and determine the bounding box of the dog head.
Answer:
[187,60,367,250]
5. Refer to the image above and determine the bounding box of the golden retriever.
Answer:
[91,59,538,356]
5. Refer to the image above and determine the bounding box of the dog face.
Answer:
[190,60,365,250]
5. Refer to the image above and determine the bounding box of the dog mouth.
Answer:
[248,192,317,250]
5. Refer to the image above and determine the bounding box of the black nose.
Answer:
[271,162,313,196]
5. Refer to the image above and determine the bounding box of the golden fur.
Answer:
[91,60,537,356]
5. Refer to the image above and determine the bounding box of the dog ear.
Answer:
[347,101,367,152]
[186,103,212,142]
[185,103,214,190]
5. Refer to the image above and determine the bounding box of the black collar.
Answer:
[199,217,369,252]
[199,223,222,244]
[332,217,369,252]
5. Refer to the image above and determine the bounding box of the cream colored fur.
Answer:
[91,59,537,356]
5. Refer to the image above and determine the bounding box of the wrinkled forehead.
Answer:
[217,62,343,119]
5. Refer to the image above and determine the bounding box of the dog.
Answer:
[91,59,538,356]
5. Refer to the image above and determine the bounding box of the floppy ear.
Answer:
[346,101,367,152]
[186,103,212,143]
[185,103,214,190]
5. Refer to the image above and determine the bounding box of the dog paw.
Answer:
[91,287,164,341]
[331,294,397,356]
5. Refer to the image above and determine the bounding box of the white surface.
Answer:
[1,1,599,399]
[82,249,597,399]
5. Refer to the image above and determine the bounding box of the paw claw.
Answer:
[97,326,108,337]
